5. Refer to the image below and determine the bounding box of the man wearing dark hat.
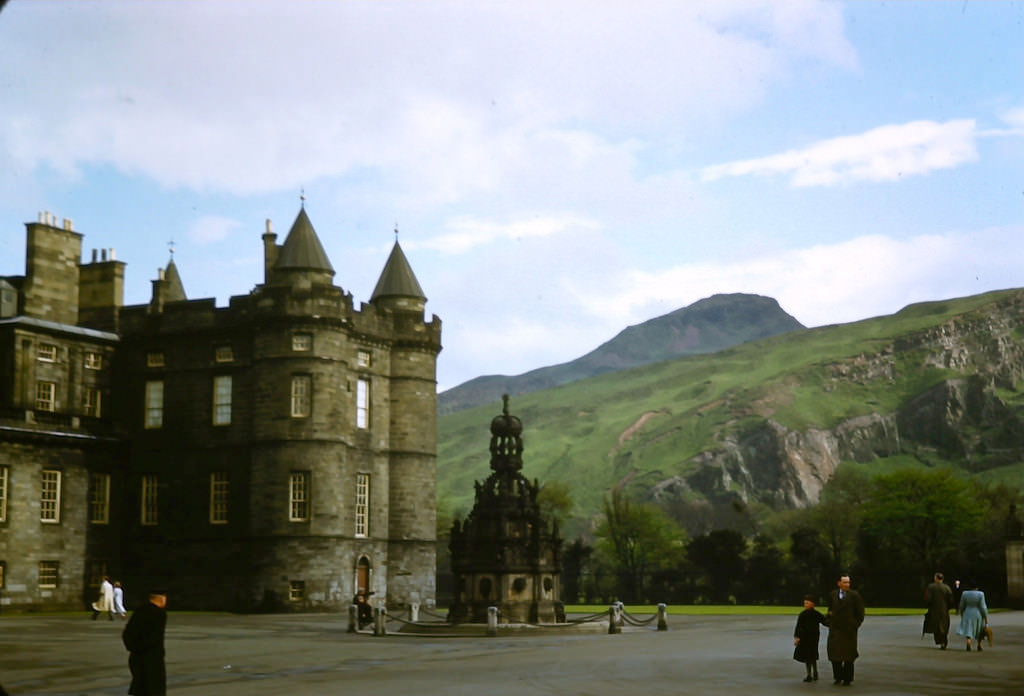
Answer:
[122,590,168,696]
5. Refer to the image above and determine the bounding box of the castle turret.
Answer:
[369,237,440,607]
[370,240,426,315]
[148,257,186,314]
[268,207,335,289]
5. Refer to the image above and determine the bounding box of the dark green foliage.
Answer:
[594,489,685,602]
[686,529,748,603]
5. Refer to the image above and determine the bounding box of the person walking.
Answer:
[827,574,865,687]
[122,590,168,695]
[113,581,128,619]
[92,576,115,621]
[923,572,953,649]
[793,594,828,682]
[955,580,989,652]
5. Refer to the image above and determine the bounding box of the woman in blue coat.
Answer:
[955,581,988,652]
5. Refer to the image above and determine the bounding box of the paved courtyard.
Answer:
[1,610,1021,695]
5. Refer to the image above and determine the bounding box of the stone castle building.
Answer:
[0,208,441,612]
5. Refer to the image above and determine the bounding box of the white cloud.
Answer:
[0,1,856,200]
[701,120,979,187]
[563,225,1023,329]
[409,214,600,255]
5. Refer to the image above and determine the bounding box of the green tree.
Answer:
[813,465,870,575]
[857,468,985,601]
[594,489,684,602]
[686,529,747,604]
[537,480,575,528]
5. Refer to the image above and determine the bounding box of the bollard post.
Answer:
[608,605,621,634]
[373,606,387,636]
[411,602,420,622]
[487,606,499,637]
[347,604,357,633]
[657,603,668,631]
[615,601,625,629]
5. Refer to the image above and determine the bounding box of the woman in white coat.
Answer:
[92,576,115,621]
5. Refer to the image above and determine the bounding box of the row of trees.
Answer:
[557,466,1018,607]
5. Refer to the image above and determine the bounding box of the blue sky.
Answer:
[1,1,1021,392]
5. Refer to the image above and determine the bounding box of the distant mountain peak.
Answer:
[440,293,804,414]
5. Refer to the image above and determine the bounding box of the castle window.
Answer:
[145,381,164,428]
[289,472,310,522]
[214,345,234,363]
[141,474,158,526]
[356,379,369,429]
[89,473,110,524]
[40,469,61,523]
[289,580,305,601]
[292,334,312,352]
[355,473,370,537]
[291,375,311,418]
[210,472,229,524]
[84,387,102,417]
[212,376,232,426]
[36,381,56,412]
[38,343,57,362]
[146,352,165,367]
[0,466,8,523]
[38,561,59,588]
[84,351,103,370]
[356,350,371,367]
[86,560,108,589]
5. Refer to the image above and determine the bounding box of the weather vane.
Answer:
[394,222,399,241]
[168,238,175,258]
[300,187,306,209]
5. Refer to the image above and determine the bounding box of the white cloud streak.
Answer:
[701,120,979,187]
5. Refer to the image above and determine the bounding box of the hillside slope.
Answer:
[439,293,804,415]
[437,288,1024,535]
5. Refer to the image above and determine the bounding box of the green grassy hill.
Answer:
[437,288,1024,534]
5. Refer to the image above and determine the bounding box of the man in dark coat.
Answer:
[923,572,953,648]
[122,590,168,696]
[827,574,865,686]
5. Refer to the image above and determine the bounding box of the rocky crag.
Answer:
[649,291,1024,514]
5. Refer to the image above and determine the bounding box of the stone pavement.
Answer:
[1,610,1021,695]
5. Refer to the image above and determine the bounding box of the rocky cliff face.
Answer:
[655,291,1024,511]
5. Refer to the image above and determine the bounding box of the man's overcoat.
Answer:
[826,588,865,662]
[122,601,167,696]
[923,580,953,644]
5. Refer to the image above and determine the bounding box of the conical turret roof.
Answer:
[274,207,334,273]
[163,258,187,302]
[370,241,425,302]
